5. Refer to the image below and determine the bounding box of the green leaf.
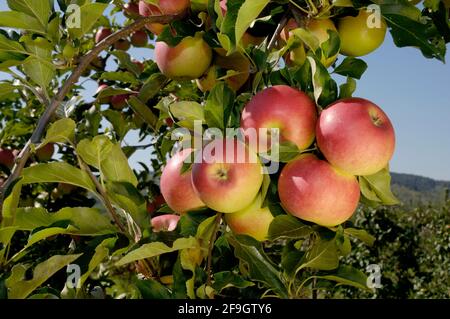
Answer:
[1,180,23,227]
[21,36,55,89]
[40,118,76,146]
[235,0,270,50]
[299,237,339,271]
[103,109,132,139]
[7,0,51,30]
[267,141,302,163]
[212,271,254,292]
[170,101,205,129]
[204,82,235,130]
[268,215,314,241]
[0,33,27,58]
[111,51,142,77]
[68,2,108,38]
[316,265,371,291]
[128,95,158,129]
[339,77,356,99]
[77,135,113,169]
[227,234,288,298]
[0,82,17,101]
[306,56,338,107]
[0,11,45,33]
[344,228,376,246]
[333,57,368,80]
[21,162,96,192]
[359,168,399,205]
[138,73,167,103]
[218,0,245,52]
[135,277,172,299]
[116,237,198,266]
[79,238,117,287]
[6,254,82,299]
[321,30,340,59]
[99,71,138,86]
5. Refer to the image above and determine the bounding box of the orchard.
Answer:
[0,0,449,301]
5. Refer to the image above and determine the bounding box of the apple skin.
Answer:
[132,59,145,72]
[151,214,180,232]
[240,85,317,152]
[110,94,129,110]
[155,36,213,79]
[224,194,274,241]
[160,149,205,214]
[138,0,189,34]
[316,98,395,176]
[278,154,360,227]
[95,28,112,43]
[36,143,54,161]
[146,194,166,215]
[113,39,131,51]
[280,18,307,67]
[191,138,263,213]
[338,10,387,57]
[307,18,339,67]
[96,84,111,104]
[123,2,140,19]
[130,30,148,47]
[0,148,15,169]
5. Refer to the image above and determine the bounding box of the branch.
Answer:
[206,213,223,287]
[268,14,289,51]
[0,13,182,218]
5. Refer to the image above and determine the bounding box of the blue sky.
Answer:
[0,2,449,180]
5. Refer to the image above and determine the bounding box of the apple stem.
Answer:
[206,212,223,288]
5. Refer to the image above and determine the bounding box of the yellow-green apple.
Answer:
[191,138,263,213]
[110,94,130,110]
[224,194,274,241]
[307,18,339,67]
[36,143,54,161]
[0,148,15,169]
[123,2,140,19]
[338,9,387,57]
[151,214,180,232]
[160,149,205,214]
[240,85,317,152]
[130,30,148,47]
[95,27,112,43]
[155,35,212,79]
[316,97,395,176]
[278,154,360,226]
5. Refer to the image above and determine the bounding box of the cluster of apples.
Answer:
[159,84,395,240]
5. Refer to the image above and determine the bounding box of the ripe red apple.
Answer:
[95,27,112,43]
[151,214,180,232]
[241,85,317,152]
[123,2,140,19]
[138,0,189,34]
[113,39,131,51]
[278,154,360,227]
[224,194,274,241]
[36,143,54,161]
[316,98,395,176]
[130,30,148,47]
[110,94,130,110]
[132,59,145,72]
[160,149,205,214]
[155,36,213,79]
[146,194,166,214]
[191,138,263,213]
[0,148,15,169]
[96,83,111,104]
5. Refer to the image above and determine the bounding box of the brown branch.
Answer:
[206,213,223,287]
[0,13,182,220]
[268,14,289,51]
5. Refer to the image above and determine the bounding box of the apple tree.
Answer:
[0,0,448,299]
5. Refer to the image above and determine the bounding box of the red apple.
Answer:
[132,59,145,72]
[110,94,130,110]
[113,39,131,51]
[130,30,148,47]
[138,0,189,34]
[224,194,274,241]
[147,194,166,214]
[96,83,111,104]
[36,143,54,161]
[95,27,112,43]
[155,35,213,79]
[0,148,15,169]
[241,85,317,152]
[191,138,263,213]
[278,154,360,227]
[151,214,180,232]
[316,98,395,176]
[123,2,140,19]
[160,149,205,214]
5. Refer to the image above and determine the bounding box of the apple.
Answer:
[0,148,15,169]
[191,138,263,213]
[316,97,395,176]
[338,9,387,57]
[151,214,180,232]
[224,194,274,241]
[96,83,111,104]
[132,59,145,72]
[280,18,307,67]
[110,94,129,110]
[307,18,339,67]
[95,27,112,43]
[138,0,189,34]
[90,56,105,70]
[160,149,205,214]
[155,35,213,79]
[240,85,317,152]
[36,143,54,161]
[123,2,140,19]
[278,154,360,227]
[113,38,131,51]
[147,194,166,214]
[130,30,148,47]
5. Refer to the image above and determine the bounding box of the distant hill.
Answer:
[390,172,450,206]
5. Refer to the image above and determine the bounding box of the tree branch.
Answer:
[0,13,182,219]
[268,14,289,51]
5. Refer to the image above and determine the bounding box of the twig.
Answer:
[267,15,289,51]
[206,213,223,287]
[0,13,182,221]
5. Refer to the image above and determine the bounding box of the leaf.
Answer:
[218,0,245,52]
[7,0,51,30]
[227,234,288,298]
[339,77,356,99]
[99,71,138,86]
[21,162,96,192]
[40,118,76,146]
[0,11,45,33]
[21,37,55,89]
[235,0,270,50]
[128,95,158,129]
[306,56,338,107]
[1,180,23,227]
[204,82,235,130]
[212,271,254,292]
[79,238,117,287]
[14,207,117,235]
[111,51,142,77]
[6,254,82,299]
[134,278,172,299]
[359,168,400,205]
[77,135,114,169]
[115,237,198,266]
[299,237,339,271]
[170,101,205,129]
[321,30,340,59]
[317,265,371,291]
[138,73,167,103]
[344,228,376,246]
[267,141,301,163]
[333,57,368,80]
[268,215,314,241]
[68,2,108,38]
[0,82,17,101]
[0,33,27,58]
